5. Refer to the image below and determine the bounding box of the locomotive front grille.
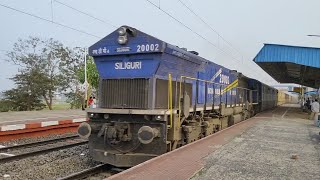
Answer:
[100,79,149,109]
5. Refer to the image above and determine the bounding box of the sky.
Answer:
[0,0,320,92]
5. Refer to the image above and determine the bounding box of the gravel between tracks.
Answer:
[0,133,113,179]
[0,144,104,180]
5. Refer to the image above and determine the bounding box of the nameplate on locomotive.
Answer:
[115,61,142,70]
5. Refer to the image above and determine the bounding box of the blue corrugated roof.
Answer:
[253,44,320,88]
[254,44,320,68]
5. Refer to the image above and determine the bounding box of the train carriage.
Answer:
[248,79,279,112]
[78,26,278,167]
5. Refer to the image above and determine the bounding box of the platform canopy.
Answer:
[253,44,320,88]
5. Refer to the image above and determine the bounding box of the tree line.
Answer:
[0,37,98,112]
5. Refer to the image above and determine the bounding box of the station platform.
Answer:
[0,110,85,132]
[108,104,320,180]
[0,109,85,125]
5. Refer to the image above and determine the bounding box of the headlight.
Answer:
[118,27,127,36]
[155,115,162,121]
[118,36,128,45]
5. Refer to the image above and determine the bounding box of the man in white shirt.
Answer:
[311,99,320,126]
[92,96,97,108]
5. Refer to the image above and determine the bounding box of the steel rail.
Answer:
[0,140,88,163]
[57,164,111,180]
[0,135,79,151]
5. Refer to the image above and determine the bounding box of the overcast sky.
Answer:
[1,0,320,92]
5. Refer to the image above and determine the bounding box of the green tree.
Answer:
[65,88,84,109]
[3,88,45,111]
[0,99,15,112]
[64,53,99,109]
[3,69,46,111]
[7,37,82,110]
[77,56,99,90]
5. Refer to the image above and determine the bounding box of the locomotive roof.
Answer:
[89,25,216,67]
[89,25,256,84]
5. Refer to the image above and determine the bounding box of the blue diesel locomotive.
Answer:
[78,26,278,167]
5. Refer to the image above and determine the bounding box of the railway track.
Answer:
[57,164,110,180]
[0,135,87,163]
[0,135,79,151]
[57,164,125,180]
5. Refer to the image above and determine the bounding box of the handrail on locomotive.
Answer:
[165,74,259,129]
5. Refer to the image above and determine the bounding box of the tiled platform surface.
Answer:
[108,104,320,180]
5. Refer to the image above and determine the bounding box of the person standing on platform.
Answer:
[92,96,97,108]
[88,96,94,108]
[311,99,319,126]
[306,98,311,110]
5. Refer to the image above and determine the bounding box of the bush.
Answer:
[0,100,15,112]
[66,92,84,109]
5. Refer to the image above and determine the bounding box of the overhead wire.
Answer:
[0,1,272,83]
[54,0,117,28]
[177,0,244,63]
[177,0,271,81]
[145,0,272,83]
[0,3,101,39]
[1,0,240,66]
[180,0,275,82]
[145,0,241,64]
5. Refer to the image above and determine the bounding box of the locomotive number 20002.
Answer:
[137,44,159,52]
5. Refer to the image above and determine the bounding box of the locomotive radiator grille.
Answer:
[100,79,149,109]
